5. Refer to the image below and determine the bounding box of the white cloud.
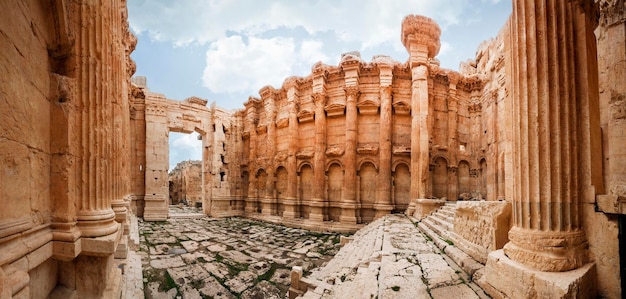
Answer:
[202,36,296,93]
[129,0,473,48]
[169,132,202,170]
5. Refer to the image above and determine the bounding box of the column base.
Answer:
[477,250,596,299]
[260,197,274,216]
[309,200,325,222]
[282,197,298,219]
[339,202,358,224]
[373,203,394,218]
[411,198,445,220]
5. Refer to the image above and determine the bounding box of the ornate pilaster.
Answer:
[375,58,394,217]
[260,86,277,216]
[341,86,360,224]
[283,78,300,218]
[310,92,327,222]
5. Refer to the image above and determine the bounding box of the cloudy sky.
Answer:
[127,0,512,170]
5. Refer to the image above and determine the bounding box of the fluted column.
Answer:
[260,87,277,216]
[375,85,393,217]
[503,0,601,272]
[284,78,300,218]
[310,92,327,222]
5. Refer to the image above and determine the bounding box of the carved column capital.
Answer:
[344,86,360,100]
[312,93,327,107]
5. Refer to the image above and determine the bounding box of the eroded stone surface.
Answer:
[140,210,344,297]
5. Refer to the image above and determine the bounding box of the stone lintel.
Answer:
[478,250,597,299]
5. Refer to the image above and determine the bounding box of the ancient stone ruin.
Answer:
[1,0,625,298]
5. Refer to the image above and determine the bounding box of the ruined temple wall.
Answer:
[0,0,135,297]
[168,160,202,206]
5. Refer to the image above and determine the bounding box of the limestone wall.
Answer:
[0,0,134,297]
[169,160,203,206]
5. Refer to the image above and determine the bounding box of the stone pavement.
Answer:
[138,207,345,299]
[293,214,488,299]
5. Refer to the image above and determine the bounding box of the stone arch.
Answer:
[359,162,378,223]
[458,160,471,198]
[325,159,344,172]
[392,159,411,172]
[432,157,449,199]
[392,162,411,212]
[327,162,343,222]
[298,164,313,219]
[297,161,313,173]
[357,159,379,172]
[430,154,449,166]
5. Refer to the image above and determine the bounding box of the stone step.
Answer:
[439,208,455,218]
[432,211,453,223]
[428,215,453,232]
[421,218,452,240]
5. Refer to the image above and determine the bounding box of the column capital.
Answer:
[344,86,360,100]
[312,92,327,107]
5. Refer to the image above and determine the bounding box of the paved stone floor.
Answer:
[138,208,345,299]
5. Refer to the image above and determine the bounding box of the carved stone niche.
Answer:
[357,143,379,155]
[325,103,346,117]
[242,131,250,139]
[297,109,314,123]
[276,118,289,129]
[256,124,268,135]
[357,99,380,115]
[296,148,314,159]
[393,101,411,115]
[326,144,345,157]
[393,145,411,156]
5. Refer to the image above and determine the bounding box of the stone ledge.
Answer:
[477,250,596,299]
[81,223,122,257]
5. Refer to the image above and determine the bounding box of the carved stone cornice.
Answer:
[393,145,411,155]
[296,148,314,159]
[357,144,379,155]
[184,96,208,106]
[276,118,289,129]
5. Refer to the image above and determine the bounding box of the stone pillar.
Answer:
[143,100,169,221]
[283,78,300,218]
[401,15,440,215]
[244,99,259,214]
[260,87,277,216]
[447,78,459,201]
[375,59,394,217]
[341,85,360,224]
[310,92,327,222]
[479,1,600,297]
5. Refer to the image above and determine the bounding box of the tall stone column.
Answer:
[341,86,360,224]
[480,1,600,297]
[447,78,459,201]
[401,15,441,216]
[283,78,300,218]
[244,100,258,214]
[260,87,277,216]
[375,57,394,217]
[310,92,327,222]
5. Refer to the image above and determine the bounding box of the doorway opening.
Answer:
[168,131,203,208]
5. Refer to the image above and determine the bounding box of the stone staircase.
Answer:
[416,202,484,278]
[420,201,456,241]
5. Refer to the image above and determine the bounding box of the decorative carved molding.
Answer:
[184,96,208,106]
[276,118,289,129]
[357,99,380,115]
[325,145,345,157]
[357,144,379,155]
[297,109,314,123]
[392,101,411,115]
[325,103,346,117]
[296,148,314,159]
[393,145,411,155]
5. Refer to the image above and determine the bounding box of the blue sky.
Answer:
[127,0,512,170]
